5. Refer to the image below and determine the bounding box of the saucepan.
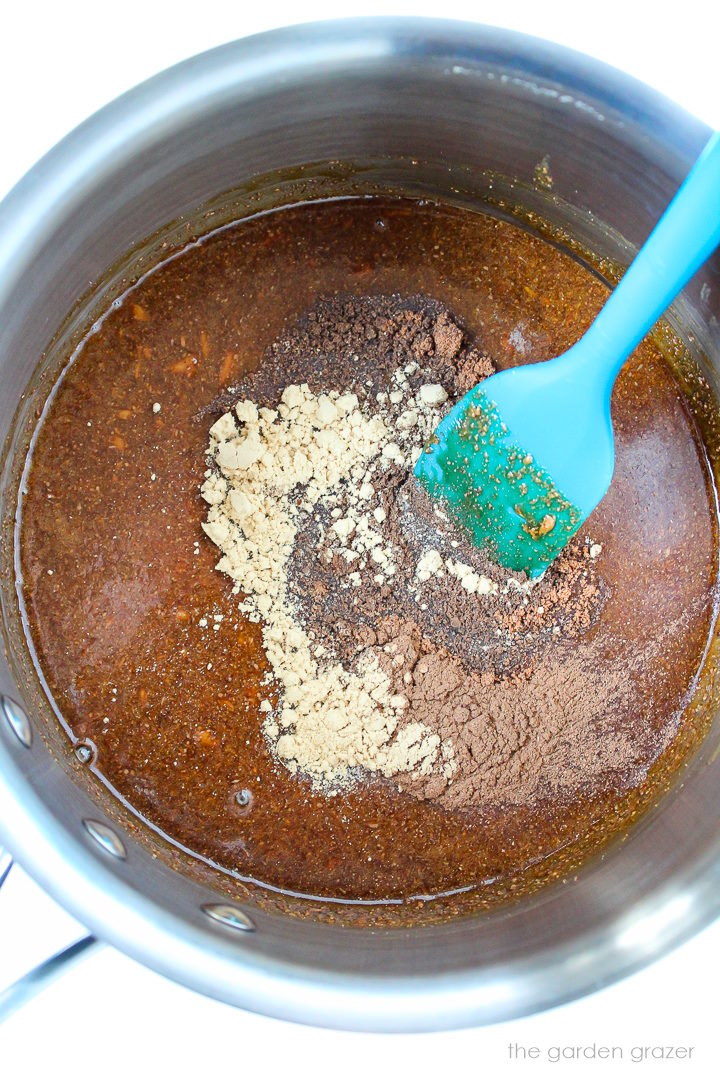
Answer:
[1,19,719,1031]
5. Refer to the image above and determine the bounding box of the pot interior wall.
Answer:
[1,22,720,1029]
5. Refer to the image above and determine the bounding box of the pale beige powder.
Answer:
[202,380,449,788]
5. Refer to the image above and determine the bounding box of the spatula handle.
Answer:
[580,131,720,379]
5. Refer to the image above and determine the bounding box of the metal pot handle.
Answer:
[0,845,100,1024]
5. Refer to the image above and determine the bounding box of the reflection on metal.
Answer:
[616,893,695,953]
[84,819,127,860]
[1,697,32,748]
[0,846,98,1027]
[0,847,12,889]
[0,936,100,1026]
[202,903,256,932]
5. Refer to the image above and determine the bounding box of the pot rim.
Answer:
[0,17,715,1032]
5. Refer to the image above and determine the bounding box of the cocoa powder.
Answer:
[369,619,640,809]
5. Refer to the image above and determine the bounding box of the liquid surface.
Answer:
[18,198,719,917]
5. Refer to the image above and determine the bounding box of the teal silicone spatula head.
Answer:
[415,131,720,578]
[414,360,611,576]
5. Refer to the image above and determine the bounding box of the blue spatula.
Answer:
[414,131,720,577]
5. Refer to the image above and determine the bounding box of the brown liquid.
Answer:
[18,198,719,917]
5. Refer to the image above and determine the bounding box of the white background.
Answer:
[1,1,719,1076]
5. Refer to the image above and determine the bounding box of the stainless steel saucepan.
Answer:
[1,19,719,1031]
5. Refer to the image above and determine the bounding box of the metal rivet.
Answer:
[1,695,32,748]
[83,819,127,860]
[202,903,255,932]
[74,740,95,764]
[233,787,254,817]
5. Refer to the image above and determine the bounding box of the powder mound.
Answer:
[367,617,644,809]
[202,295,618,808]
[202,383,441,787]
[293,475,606,678]
[203,293,494,415]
